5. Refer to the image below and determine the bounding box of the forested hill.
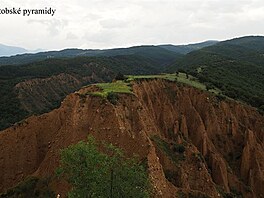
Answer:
[166,36,264,110]
[159,40,218,54]
[0,45,182,66]
[0,40,218,66]
[0,55,165,130]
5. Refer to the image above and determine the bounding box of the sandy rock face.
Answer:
[133,79,264,197]
[0,79,263,198]
[241,130,264,197]
[209,153,229,192]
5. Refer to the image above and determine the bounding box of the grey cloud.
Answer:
[28,19,68,36]
[203,0,252,12]
[66,32,79,40]
[1,0,264,49]
[100,19,128,29]
[84,30,117,44]
[85,13,102,20]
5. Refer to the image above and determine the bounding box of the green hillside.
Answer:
[166,36,264,110]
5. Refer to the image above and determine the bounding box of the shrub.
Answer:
[172,144,185,153]
[0,177,54,198]
[57,136,150,198]
[205,83,214,91]
[107,92,119,105]
[216,94,226,101]
[258,105,264,114]
[151,136,186,164]
[114,72,127,81]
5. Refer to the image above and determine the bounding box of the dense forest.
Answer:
[167,36,264,111]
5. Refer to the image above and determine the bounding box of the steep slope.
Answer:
[0,79,263,198]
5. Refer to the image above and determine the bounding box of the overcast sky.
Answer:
[1,0,264,50]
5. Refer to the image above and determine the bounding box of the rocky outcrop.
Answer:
[0,79,263,197]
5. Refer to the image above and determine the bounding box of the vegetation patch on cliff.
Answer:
[97,81,132,95]
[83,81,133,104]
[151,136,186,164]
[127,73,221,93]
[83,73,226,105]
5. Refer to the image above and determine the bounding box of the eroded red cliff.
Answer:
[0,79,263,197]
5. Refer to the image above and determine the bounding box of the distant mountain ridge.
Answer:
[0,46,182,67]
[0,43,44,57]
[0,44,28,57]
[0,40,218,66]
[217,35,264,52]
[159,40,219,54]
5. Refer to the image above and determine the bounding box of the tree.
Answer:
[107,92,119,105]
[115,72,127,81]
[205,83,214,91]
[57,136,150,198]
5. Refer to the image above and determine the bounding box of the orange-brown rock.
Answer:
[0,79,263,197]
